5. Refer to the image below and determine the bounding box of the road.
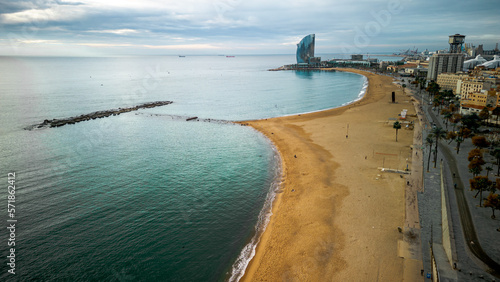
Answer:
[422,88,500,278]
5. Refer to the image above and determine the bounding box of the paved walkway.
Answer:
[403,81,500,281]
[401,94,424,281]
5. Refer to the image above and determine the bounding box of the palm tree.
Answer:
[431,127,447,168]
[443,111,452,129]
[490,148,500,176]
[486,166,493,179]
[492,107,500,126]
[393,121,402,142]
[425,134,434,172]
[451,113,462,132]
[419,77,427,95]
[455,136,464,154]
[426,81,440,98]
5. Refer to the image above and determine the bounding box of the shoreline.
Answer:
[229,68,368,281]
[237,68,418,281]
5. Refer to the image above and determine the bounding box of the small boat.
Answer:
[226,56,235,58]
[186,117,198,121]
[179,55,186,57]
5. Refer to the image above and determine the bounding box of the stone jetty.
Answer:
[26,101,173,130]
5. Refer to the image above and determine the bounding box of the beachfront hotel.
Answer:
[296,34,321,65]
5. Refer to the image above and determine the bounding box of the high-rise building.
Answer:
[427,34,466,81]
[427,53,465,81]
[296,34,315,64]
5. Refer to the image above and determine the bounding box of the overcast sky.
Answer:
[0,0,499,56]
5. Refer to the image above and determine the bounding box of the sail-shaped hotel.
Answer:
[296,34,315,64]
[296,34,321,65]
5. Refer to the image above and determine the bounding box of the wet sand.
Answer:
[240,69,419,281]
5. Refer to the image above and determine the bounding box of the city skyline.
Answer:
[0,0,499,56]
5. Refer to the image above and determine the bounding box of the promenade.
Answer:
[402,79,500,281]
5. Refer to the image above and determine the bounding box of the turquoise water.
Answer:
[0,55,365,281]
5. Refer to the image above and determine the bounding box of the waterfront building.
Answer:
[436,73,469,94]
[351,54,363,61]
[460,88,500,114]
[427,34,466,81]
[457,77,495,101]
[427,53,465,81]
[379,61,388,71]
[296,34,316,64]
[404,66,428,78]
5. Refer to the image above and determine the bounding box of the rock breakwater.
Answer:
[25,101,173,130]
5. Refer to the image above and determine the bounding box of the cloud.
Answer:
[0,6,86,25]
[86,29,140,35]
[0,0,499,55]
[143,43,220,50]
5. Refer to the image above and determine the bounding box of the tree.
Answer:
[425,134,434,172]
[461,113,482,133]
[449,103,457,113]
[444,111,453,129]
[433,98,441,110]
[459,127,473,139]
[451,113,462,132]
[418,77,427,95]
[402,84,406,94]
[483,193,500,219]
[455,136,464,154]
[436,90,455,109]
[492,107,500,126]
[486,166,493,179]
[468,148,485,177]
[469,176,492,207]
[446,131,457,144]
[440,108,452,128]
[393,121,402,142]
[469,162,484,177]
[472,136,490,149]
[431,127,446,168]
[478,107,490,124]
[426,81,440,98]
[490,148,500,176]
[468,148,483,161]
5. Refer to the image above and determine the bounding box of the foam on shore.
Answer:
[227,135,282,282]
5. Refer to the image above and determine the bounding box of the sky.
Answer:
[0,0,499,56]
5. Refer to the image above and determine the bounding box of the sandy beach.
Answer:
[240,68,421,281]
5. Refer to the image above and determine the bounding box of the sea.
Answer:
[0,54,370,281]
